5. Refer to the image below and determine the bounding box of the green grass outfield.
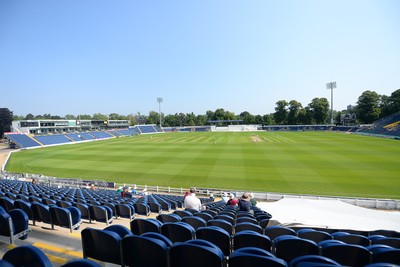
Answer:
[5,131,400,199]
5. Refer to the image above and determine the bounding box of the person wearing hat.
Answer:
[238,192,253,213]
[227,193,238,206]
[184,187,203,211]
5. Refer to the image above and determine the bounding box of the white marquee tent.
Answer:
[258,198,400,232]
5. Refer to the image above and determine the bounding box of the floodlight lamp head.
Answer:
[326,82,337,89]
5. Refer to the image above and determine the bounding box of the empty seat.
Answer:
[229,247,287,267]
[160,222,195,243]
[297,229,333,243]
[81,225,129,265]
[0,207,30,244]
[321,243,372,267]
[207,219,234,236]
[130,218,162,235]
[234,230,272,252]
[89,205,113,225]
[289,255,341,267]
[121,234,169,267]
[49,206,82,232]
[265,226,296,240]
[3,245,52,267]
[196,226,231,256]
[333,233,371,246]
[273,235,319,263]
[181,216,207,230]
[156,213,181,223]
[115,204,135,221]
[170,239,224,267]
[235,222,263,234]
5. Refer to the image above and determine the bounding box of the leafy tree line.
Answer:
[12,89,400,126]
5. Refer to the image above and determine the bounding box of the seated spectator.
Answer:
[184,187,204,211]
[221,192,229,204]
[238,192,253,214]
[142,189,149,196]
[209,193,214,201]
[122,187,133,198]
[183,191,190,199]
[227,193,238,206]
[131,186,137,196]
[250,192,257,206]
[89,184,96,190]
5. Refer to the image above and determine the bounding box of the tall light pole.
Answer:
[157,97,163,128]
[326,81,336,124]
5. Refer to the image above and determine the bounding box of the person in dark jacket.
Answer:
[238,192,252,213]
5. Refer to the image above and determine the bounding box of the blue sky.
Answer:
[1,0,399,117]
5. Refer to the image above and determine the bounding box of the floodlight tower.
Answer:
[326,81,336,124]
[157,97,163,128]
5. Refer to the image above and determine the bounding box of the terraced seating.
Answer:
[34,134,71,145]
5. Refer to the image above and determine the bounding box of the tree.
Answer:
[25,113,35,120]
[177,113,186,127]
[147,111,159,125]
[77,114,92,120]
[0,108,13,138]
[308,98,330,124]
[12,115,25,121]
[240,111,255,124]
[274,100,288,124]
[262,114,274,125]
[356,90,381,123]
[195,115,207,126]
[92,113,108,120]
[287,100,303,125]
[389,89,400,115]
[64,114,76,120]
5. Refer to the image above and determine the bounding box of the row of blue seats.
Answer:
[82,224,400,267]
[4,124,162,148]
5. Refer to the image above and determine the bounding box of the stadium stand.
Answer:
[34,134,71,145]
[4,133,41,148]
[356,112,400,137]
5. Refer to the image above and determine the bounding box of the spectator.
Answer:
[209,193,214,201]
[183,191,190,199]
[184,187,204,211]
[122,187,133,198]
[221,192,229,204]
[131,185,137,196]
[142,188,149,196]
[89,184,96,190]
[227,193,238,206]
[250,192,257,207]
[238,192,253,214]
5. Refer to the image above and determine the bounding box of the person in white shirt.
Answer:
[184,187,203,211]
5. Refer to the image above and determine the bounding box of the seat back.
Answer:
[3,245,52,267]
[161,222,195,243]
[81,227,123,265]
[196,226,231,256]
[321,243,372,267]
[265,226,296,240]
[182,216,207,230]
[274,235,319,263]
[234,230,272,251]
[170,239,224,267]
[229,247,287,267]
[130,218,162,235]
[121,235,169,267]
